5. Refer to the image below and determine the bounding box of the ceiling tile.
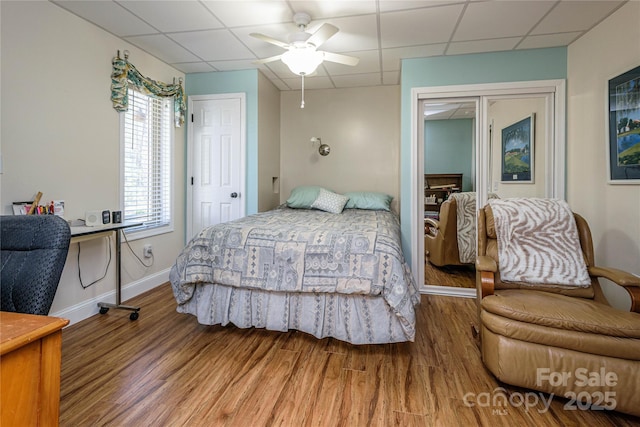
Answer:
[314,14,379,53]
[382,44,446,71]
[531,1,624,35]
[453,1,554,41]
[289,0,377,19]
[169,29,254,61]
[52,0,156,37]
[171,62,216,74]
[517,32,583,50]
[202,0,292,27]
[281,75,335,90]
[124,34,201,63]
[447,37,521,56]
[208,59,263,72]
[379,1,456,13]
[322,50,379,76]
[380,4,464,48]
[332,73,382,88]
[118,0,223,32]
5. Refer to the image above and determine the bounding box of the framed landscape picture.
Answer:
[608,65,640,183]
[501,114,534,183]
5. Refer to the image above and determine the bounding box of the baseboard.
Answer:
[50,268,170,326]
[420,285,476,298]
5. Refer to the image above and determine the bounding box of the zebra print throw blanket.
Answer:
[451,192,477,264]
[488,198,591,286]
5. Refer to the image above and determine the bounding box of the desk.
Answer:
[70,222,142,320]
[1,311,69,426]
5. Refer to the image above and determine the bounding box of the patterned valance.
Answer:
[111,55,185,127]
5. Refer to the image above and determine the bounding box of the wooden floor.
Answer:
[424,261,475,288]
[60,284,639,426]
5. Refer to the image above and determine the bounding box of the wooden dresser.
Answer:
[0,311,69,426]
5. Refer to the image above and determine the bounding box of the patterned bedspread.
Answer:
[170,206,420,339]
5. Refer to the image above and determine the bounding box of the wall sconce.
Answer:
[310,137,330,156]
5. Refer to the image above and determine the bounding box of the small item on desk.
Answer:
[112,211,122,223]
[27,191,43,215]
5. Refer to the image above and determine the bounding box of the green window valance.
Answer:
[111,54,185,127]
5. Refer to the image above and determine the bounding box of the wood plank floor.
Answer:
[60,283,639,426]
[424,262,475,288]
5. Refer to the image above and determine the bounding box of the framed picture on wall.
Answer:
[501,114,534,183]
[607,65,640,183]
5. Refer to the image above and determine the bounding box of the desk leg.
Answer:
[97,229,141,320]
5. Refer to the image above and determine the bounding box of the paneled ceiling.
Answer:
[51,0,626,91]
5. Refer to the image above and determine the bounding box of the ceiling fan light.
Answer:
[282,48,324,75]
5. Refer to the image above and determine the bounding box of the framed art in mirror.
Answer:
[501,114,534,183]
[607,65,640,183]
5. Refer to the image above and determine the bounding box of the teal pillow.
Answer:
[286,186,324,209]
[344,191,393,211]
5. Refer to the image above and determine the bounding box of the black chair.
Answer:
[1,215,71,315]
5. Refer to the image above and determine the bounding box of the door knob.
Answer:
[230,192,238,198]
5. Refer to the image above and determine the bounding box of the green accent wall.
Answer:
[424,119,474,192]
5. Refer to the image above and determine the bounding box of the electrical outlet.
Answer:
[143,244,153,258]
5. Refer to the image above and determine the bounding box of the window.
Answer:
[121,87,173,237]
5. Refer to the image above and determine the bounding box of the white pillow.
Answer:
[311,188,349,214]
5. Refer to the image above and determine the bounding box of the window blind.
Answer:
[122,88,172,232]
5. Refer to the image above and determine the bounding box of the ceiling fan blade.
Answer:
[253,54,283,65]
[250,33,290,49]
[306,23,338,48]
[321,51,359,67]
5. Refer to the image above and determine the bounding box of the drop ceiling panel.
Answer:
[52,0,156,36]
[118,0,223,32]
[124,34,201,63]
[380,5,464,48]
[201,0,292,27]
[447,37,521,56]
[322,50,379,76]
[169,30,254,61]
[289,0,377,19]
[382,44,447,71]
[531,1,624,35]
[454,1,555,41]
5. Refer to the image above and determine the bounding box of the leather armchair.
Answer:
[425,197,465,267]
[1,215,71,315]
[476,204,640,416]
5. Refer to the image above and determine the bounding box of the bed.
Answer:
[170,192,420,345]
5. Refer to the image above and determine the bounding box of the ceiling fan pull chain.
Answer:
[300,74,305,109]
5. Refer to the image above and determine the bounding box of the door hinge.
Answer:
[191,114,194,123]
[191,177,194,185]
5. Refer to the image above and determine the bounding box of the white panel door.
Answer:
[189,96,244,240]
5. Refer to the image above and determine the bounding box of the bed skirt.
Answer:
[176,283,417,345]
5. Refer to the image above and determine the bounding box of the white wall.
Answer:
[0,1,186,322]
[567,1,640,309]
[280,86,400,210]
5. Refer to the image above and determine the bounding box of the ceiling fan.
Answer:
[251,12,360,76]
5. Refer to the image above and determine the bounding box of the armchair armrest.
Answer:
[588,266,640,313]
[476,255,497,298]
[425,218,440,229]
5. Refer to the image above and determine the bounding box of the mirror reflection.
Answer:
[423,100,477,288]
[423,95,550,289]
